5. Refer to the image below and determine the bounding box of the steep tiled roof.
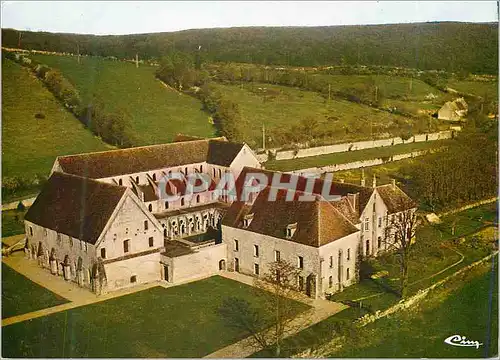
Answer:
[207,141,244,167]
[222,187,359,247]
[56,139,245,179]
[25,172,126,244]
[376,184,417,214]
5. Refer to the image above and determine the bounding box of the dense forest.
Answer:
[2,22,498,74]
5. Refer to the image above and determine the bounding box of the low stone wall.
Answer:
[2,197,37,211]
[437,197,498,218]
[290,150,427,176]
[267,130,452,162]
[294,251,497,358]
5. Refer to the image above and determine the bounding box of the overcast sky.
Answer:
[1,1,498,35]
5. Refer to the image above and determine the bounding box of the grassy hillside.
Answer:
[446,79,498,98]
[3,22,498,73]
[31,54,216,145]
[1,58,109,181]
[212,82,440,147]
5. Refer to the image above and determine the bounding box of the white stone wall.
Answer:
[359,189,390,257]
[24,220,96,288]
[230,144,262,177]
[95,194,163,262]
[164,243,227,283]
[104,252,161,290]
[272,130,452,162]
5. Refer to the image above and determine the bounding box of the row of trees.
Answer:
[5,51,136,148]
[403,109,497,211]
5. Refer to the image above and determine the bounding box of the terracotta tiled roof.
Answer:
[25,172,126,244]
[376,184,417,214]
[222,187,359,247]
[56,139,245,179]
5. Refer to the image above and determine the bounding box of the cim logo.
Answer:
[444,335,483,349]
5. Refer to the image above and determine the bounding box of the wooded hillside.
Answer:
[2,22,498,74]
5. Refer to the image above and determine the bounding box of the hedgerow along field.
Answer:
[31,54,216,146]
[2,58,110,182]
[211,82,443,148]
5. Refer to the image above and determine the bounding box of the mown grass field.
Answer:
[264,140,447,172]
[31,54,216,146]
[1,209,28,238]
[213,82,431,147]
[447,80,498,98]
[2,263,68,319]
[2,58,110,181]
[2,276,309,358]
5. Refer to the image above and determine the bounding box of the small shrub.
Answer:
[16,201,26,212]
[34,113,45,120]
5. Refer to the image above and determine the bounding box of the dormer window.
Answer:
[286,223,297,239]
[243,213,254,228]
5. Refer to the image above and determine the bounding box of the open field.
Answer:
[331,259,498,358]
[31,54,216,146]
[213,82,435,147]
[2,263,68,319]
[264,140,447,172]
[2,276,309,358]
[447,80,498,98]
[1,58,109,181]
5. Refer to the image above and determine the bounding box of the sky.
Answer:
[1,1,498,35]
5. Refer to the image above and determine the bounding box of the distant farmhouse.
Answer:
[23,137,416,299]
[438,97,468,121]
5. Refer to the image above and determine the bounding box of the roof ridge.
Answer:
[52,171,125,190]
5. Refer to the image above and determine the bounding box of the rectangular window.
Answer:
[329,276,333,288]
[254,263,259,275]
[378,237,382,249]
[100,248,106,259]
[149,237,154,247]
[80,240,83,250]
[144,220,148,231]
[365,218,369,231]
[234,239,239,251]
[29,226,33,236]
[274,250,281,262]
[378,217,382,228]
[329,256,333,268]
[123,240,130,253]
[84,242,88,252]
[346,268,350,280]
[254,245,259,257]
[130,275,137,283]
[298,256,304,269]
[347,248,351,261]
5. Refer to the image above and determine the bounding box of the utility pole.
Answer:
[17,31,22,48]
[262,123,266,150]
[135,53,139,68]
[375,85,378,103]
[77,44,81,64]
[328,84,331,101]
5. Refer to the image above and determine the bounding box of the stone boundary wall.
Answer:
[2,197,37,211]
[257,130,453,163]
[437,197,498,218]
[294,251,498,358]
[289,150,427,176]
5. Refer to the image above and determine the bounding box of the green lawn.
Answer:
[1,209,28,238]
[2,263,68,318]
[265,140,447,172]
[331,259,498,358]
[446,80,498,98]
[213,82,430,147]
[2,276,309,358]
[1,58,110,181]
[31,54,216,146]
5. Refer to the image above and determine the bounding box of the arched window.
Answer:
[181,198,185,206]
[135,176,139,183]
[118,179,123,186]
[165,201,169,209]
[185,167,188,175]
[218,169,222,178]
[148,204,153,212]
[213,168,216,177]
[196,195,200,203]
[200,165,203,172]
[152,173,156,181]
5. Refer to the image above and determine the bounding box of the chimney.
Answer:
[372,176,377,188]
[391,178,396,189]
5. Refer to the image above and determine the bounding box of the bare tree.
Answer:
[384,206,418,299]
[218,260,303,357]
